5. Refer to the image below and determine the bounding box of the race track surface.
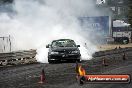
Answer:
[0,51,132,88]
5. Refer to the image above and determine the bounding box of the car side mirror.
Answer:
[77,45,80,47]
[46,44,50,48]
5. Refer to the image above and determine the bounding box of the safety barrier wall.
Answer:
[93,47,132,57]
[0,49,37,66]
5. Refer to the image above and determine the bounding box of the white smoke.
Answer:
[0,0,107,63]
[113,20,130,27]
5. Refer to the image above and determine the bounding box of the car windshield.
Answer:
[51,40,76,47]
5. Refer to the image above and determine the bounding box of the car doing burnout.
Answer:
[46,39,81,63]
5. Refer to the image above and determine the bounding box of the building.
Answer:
[0,36,12,53]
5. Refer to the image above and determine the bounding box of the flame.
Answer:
[78,65,86,76]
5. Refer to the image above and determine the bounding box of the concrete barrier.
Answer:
[0,49,37,66]
[93,47,132,57]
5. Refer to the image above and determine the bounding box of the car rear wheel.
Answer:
[76,58,81,63]
[77,59,80,62]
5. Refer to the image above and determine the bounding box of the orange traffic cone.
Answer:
[122,53,126,60]
[102,58,108,66]
[38,68,46,84]
[75,61,79,74]
[75,61,80,81]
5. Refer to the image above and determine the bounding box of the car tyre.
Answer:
[77,59,81,63]
[48,59,52,64]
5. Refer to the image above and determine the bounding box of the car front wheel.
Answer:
[48,59,52,64]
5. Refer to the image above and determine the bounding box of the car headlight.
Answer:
[72,50,79,53]
[50,51,59,54]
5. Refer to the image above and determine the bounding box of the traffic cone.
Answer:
[102,58,108,66]
[122,53,126,60]
[75,61,79,74]
[75,61,79,80]
[38,68,46,84]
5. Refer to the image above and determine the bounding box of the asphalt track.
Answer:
[0,51,132,88]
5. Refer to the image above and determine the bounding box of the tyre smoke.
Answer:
[0,0,107,63]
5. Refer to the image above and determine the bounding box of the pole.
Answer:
[9,35,11,52]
